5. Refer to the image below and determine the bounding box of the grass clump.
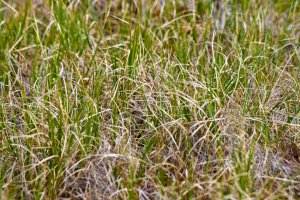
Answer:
[1,0,300,199]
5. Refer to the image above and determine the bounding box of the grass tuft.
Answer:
[1,0,300,199]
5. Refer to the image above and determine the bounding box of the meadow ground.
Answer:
[1,0,300,199]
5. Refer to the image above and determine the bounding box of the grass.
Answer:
[0,0,300,199]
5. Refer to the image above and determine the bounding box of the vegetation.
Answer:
[1,0,300,199]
